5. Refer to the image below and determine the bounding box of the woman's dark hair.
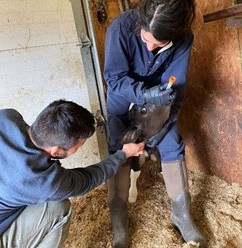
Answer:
[30,100,95,149]
[138,0,195,41]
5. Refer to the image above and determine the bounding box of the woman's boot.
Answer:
[161,160,207,248]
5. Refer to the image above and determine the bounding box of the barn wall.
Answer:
[179,0,242,185]
[92,0,242,185]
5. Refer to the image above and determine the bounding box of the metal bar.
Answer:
[71,0,108,159]
[124,0,130,10]
[203,4,242,23]
[118,0,124,13]
[82,0,108,121]
[82,0,109,159]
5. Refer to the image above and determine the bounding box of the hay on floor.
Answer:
[63,161,242,248]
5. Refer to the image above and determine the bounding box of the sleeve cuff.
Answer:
[115,150,127,162]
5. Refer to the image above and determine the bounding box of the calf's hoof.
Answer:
[113,232,129,248]
[109,198,129,248]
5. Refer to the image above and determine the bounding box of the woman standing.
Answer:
[104,0,207,247]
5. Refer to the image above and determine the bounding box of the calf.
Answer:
[122,103,171,203]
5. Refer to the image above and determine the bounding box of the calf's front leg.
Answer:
[108,162,131,248]
[128,169,141,203]
[128,157,141,203]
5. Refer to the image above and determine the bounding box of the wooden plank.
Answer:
[203,4,242,22]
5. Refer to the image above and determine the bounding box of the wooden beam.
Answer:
[203,4,242,22]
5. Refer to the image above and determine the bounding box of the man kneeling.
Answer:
[0,99,144,248]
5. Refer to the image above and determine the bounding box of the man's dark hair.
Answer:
[138,0,195,41]
[30,100,95,150]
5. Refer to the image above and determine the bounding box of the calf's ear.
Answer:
[121,127,141,144]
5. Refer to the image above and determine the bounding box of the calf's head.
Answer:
[122,103,170,144]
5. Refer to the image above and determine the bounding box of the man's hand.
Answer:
[143,84,176,106]
[122,142,145,158]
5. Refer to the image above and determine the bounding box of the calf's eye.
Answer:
[141,107,147,115]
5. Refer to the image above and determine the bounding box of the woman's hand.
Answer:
[143,85,176,106]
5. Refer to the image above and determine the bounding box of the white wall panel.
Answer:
[0,0,101,168]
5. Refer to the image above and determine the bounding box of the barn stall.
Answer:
[1,0,241,248]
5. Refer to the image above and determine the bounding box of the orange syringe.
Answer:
[166,76,176,89]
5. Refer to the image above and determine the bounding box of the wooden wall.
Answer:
[90,0,242,185]
[179,0,242,185]
[89,0,122,94]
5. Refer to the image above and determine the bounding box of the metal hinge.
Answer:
[94,109,106,136]
[94,109,106,127]
[77,35,92,48]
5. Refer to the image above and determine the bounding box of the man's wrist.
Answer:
[116,150,127,160]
